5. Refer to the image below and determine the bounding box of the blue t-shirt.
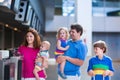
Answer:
[87,55,114,80]
[58,39,88,76]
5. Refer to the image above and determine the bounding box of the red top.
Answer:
[18,46,46,78]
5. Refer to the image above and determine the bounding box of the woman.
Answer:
[17,28,46,80]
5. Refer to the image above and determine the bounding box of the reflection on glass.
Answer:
[0,0,12,8]
[62,0,75,16]
[92,0,120,16]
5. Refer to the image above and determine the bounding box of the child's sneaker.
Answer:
[58,71,67,79]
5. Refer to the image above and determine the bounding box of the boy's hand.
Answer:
[103,70,111,76]
[88,70,95,76]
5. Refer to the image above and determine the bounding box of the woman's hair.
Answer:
[93,40,107,53]
[56,27,69,40]
[22,28,41,49]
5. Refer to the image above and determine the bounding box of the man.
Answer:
[56,23,88,80]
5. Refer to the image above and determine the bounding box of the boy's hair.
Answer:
[70,23,83,36]
[56,27,69,40]
[42,41,51,50]
[93,40,107,53]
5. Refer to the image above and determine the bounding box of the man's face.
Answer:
[69,29,80,41]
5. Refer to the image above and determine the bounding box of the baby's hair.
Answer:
[56,27,69,40]
[93,40,107,53]
[42,41,51,50]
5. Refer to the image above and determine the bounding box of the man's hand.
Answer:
[56,55,66,64]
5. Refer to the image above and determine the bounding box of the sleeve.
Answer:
[77,44,88,60]
[108,58,114,72]
[87,59,93,72]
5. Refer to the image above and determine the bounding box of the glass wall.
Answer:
[92,0,120,16]
[55,0,75,16]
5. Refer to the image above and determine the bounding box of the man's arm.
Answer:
[66,56,84,66]
[56,55,84,66]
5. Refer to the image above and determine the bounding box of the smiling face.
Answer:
[26,32,35,46]
[69,29,80,41]
[94,47,104,56]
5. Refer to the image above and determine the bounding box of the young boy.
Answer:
[87,40,114,80]
[33,41,50,80]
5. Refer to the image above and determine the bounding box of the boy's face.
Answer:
[94,47,104,56]
[40,43,47,51]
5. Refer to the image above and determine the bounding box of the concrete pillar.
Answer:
[75,0,92,56]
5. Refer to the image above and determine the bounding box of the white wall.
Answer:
[93,17,120,32]
[45,16,75,32]
[75,0,92,56]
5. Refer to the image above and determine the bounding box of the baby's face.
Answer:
[40,43,47,51]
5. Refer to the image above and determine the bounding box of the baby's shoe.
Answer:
[58,71,67,79]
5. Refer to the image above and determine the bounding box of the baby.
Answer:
[33,41,51,80]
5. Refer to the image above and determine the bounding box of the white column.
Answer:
[75,0,92,56]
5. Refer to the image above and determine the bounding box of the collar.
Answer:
[96,55,106,60]
[70,39,82,43]
[41,50,48,52]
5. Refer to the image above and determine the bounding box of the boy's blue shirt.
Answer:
[87,55,114,80]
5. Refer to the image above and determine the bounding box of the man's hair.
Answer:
[70,23,83,35]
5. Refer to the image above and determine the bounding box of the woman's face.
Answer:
[26,32,35,45]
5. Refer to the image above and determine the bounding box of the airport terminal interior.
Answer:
[0,0,120,80]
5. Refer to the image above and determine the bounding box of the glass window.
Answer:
[62,0,75,16]
[54,0,75,16]
[92,0,120,16]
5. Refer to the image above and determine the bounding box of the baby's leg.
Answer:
[33,65,42,80]
[60,61,66,73]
